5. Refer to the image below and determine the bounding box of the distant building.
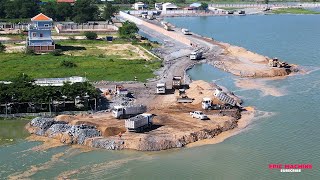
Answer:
[27,13,55,52]
[133,2,147,10]
[155,3,163,10]
[162,3,178,11]
[34,76,87,86]
[189,2,202,10]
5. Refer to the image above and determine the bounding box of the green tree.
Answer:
[56,2,73,21]
[73,0,99,23]
[84,32,98,40]
[264,0,269,4]
[119,21,139,39]
[0,0,6,18]
[200,3,208,10]
[4,0,40,19]
[41,2,57,20]
[102,2,118,22]
[0,42,5,52]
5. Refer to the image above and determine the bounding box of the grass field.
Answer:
[0,53,161,82]
[0,37,162,82]
[272,8,320,14]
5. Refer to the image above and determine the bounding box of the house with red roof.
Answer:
[27,13,55,52]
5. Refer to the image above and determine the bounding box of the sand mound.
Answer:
[101,127,126,137]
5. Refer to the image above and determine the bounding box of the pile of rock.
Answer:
[30,117,66,136]
[91,138,124,150]
[29,117,101,145]
[67,125,101,144]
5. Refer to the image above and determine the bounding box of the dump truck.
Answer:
[190,51,202,60]
[202,97,223,110]
[125,113,153,132]
[172,76,182,89]
[112,105,147,119]
[156,82,166,94]
[214,89,236,107]
[182,28,191,35]
[202,97,212,110]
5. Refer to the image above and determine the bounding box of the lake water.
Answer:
[1,15,320,179]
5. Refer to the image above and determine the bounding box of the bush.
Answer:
[60,60,77,68]
[84,32,98,40]
[0,42,5,52]
[50,49,63,56]
[25,48,35,55]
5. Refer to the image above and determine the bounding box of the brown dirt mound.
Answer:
[101,127,126,137]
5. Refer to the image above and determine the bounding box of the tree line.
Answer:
[0,74,99,104]
[0,0,118,23]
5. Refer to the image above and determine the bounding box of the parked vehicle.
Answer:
[125,113,153,132]
[182,28,191,35]
[190,111,208,120]
[156,82,166,94]
[112,105,147,119]
[190,51,202,60]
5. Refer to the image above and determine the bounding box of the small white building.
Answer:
[155,3,163,10]
[133,2,147,10]
[162,3,178,11]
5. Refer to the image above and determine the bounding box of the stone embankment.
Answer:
[27,112,240,151]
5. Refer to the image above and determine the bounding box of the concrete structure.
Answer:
[27,13,55,52]
[162,3,178,11]
[34,76,87,86]
[155,3,163,10]
[133,2,147,10]
[189,2,202,10]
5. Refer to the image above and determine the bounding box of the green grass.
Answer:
[0,53,162,82]
[272,8,320,14]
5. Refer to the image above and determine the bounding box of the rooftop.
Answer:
[31,13,53,21]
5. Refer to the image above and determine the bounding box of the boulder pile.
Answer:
[29,117,101,145]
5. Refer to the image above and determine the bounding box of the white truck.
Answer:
[156,82,166,94]
[202,97,212,110]
[112,105,147,119]
[190,111,208,120]
[190,51,202,60]
[125,113,153,132]
[182,28,191,35]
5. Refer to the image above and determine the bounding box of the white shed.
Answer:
[162,3,178,11]
[133,2,147,10]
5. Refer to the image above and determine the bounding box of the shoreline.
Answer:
[25,13,299,151]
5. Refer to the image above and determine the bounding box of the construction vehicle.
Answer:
[115,85,128,96]
[182,28,191,35]
[156,82,166,94]
[202,97,224,110]
[125,113,153,132]
[112,105,147,119]
[268,58,289,68]
[214,89,236,107]
[147,15,155,20]
[172,76,182,89]
[177,89,193,103]
[190,51,203,60]
[164,24,172,31]
[190,111,208,120]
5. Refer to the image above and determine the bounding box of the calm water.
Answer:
[1,15,320,179]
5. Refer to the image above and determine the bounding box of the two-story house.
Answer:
[27,13,55,52]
